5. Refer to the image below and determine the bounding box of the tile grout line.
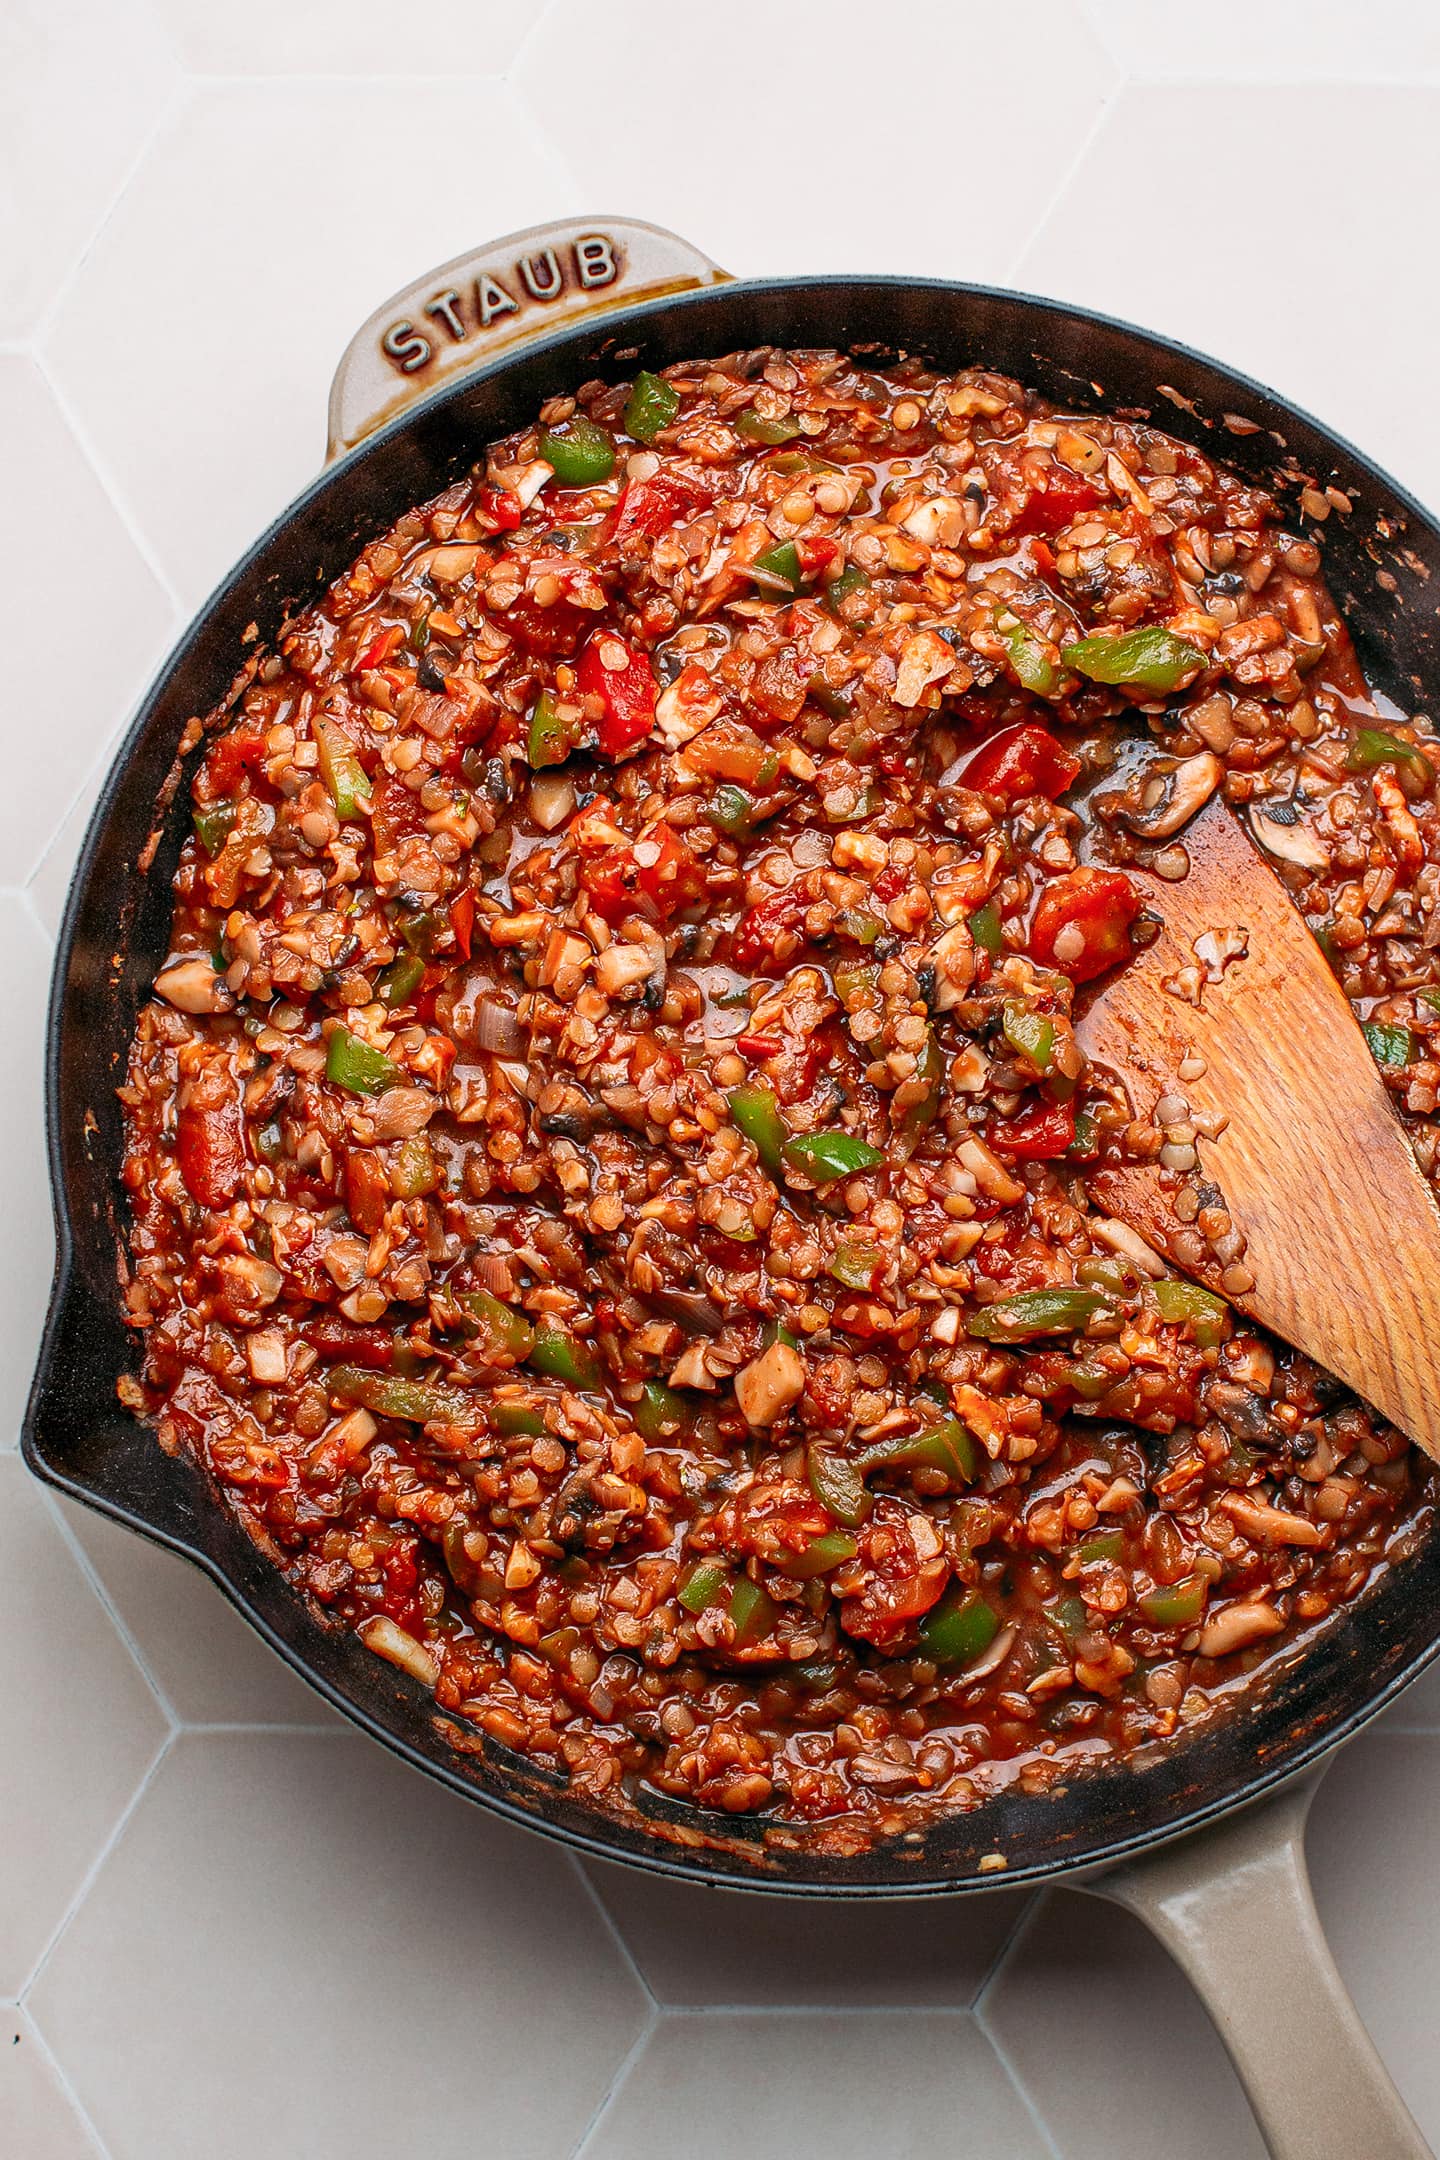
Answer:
[503,67,592,211]
[973,1891,1066,2160]
[566,2001,660,2160]
[26,70,190,357]
[970,1886,1042,2005]
[976,2006,1066,2160]
[19,1730,175,2006]
[501,3,595,213]
[503,0,565,86]
[14,882,60,955]
[20,697,168,923]
[648,2000,984,2019]
[30,349,187,617]
[1002,80,1118,291]
[973,1884,1052,2019]
[37,1485,183,1732]
[563,1851,658,2008]
[176,68,539,87]
[181,1719,354,1734]
[13,2003,115,2160]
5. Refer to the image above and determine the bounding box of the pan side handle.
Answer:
[1079,1773,1430,2160]
[325,217,730,460]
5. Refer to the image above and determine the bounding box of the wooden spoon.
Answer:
[1074,790,1440,1461]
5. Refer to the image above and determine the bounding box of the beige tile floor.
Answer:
[6,2,1440,2151]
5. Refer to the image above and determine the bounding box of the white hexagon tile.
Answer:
[7,5,1440,2158]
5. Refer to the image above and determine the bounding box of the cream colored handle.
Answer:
[1082,1774,1430,2160]
[325,215,730,461]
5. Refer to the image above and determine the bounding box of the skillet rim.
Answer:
[24,269,1440,1896]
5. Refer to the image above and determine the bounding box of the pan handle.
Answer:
[325,216,731,461]
[1080,1770,1430,2160]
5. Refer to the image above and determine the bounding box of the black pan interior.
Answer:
[25,276,1440,1894]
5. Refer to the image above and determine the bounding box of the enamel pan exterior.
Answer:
[24,275,1440,1896]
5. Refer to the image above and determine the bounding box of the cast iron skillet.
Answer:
[24,218,1440,2160]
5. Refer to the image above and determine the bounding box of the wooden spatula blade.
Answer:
[1075,793,1440,1462]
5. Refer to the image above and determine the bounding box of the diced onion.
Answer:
[359,1615,440,1688]
[473,1250,517,1301]
[473,998,526,1057]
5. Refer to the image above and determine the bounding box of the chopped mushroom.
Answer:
[1125,753,1222,838]
[154,957,233,1014]
[1198,1600,1286,1658]
[1250,804,1331,871]
[733,1340,805,1428]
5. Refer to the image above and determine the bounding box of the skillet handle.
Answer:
[1079,1771,1430,2160]
[325,216,731,461]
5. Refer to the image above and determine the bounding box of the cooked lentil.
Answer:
[120,346,1437,1854]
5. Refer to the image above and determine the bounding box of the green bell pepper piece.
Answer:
[707,784,759,838]
[1061,626,1207,691]
[858,1417,978,1486]
[326,1026,402,1096]
[785,1530,859,1579]
[329,1366,475,1424]
[735,409,801,445]
[376,951,425,1009]
[528,688,581,769]
[1001,1002,1055,1073]
[464,1288,535,1364]
[919,1588,1001,1667]
[1050,1594,1088,1637]
[806,1444,873,1528]
[752,540,804,592]
[1345,728,1433,784]
[728,1085,787,1177]
[1068,1109,1098,1158]
[967,1286,1111,1343]
[1362,1018,1414,1069]
[493,1402,548,1436]
[624,370,681,443]
[315,718,372,819]
[969,900,1003,956]
[192,799,236,857]
[827,1241,884,1292]
[835,906,882,945]
[398,908,442,957]
[998,612,1058,697]
[831,958,880,1003]
[390,1133,438,1198]
[539,417,615,484]
[678,1560,730,1614]
[634,1380,691,1441]
[1076,1530,1124,1566]
[824,563,871,616]
[528,1321,602,1391]
[1153,1277,1229,1349]
[807,676,853,723]
[782,1129,885,1183]
[1140,1573,1209,1628]
[728,1577,778,1643]
[1046,1355,1113,1401]
[772,451,838,475]
[900,1031,944,1140]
